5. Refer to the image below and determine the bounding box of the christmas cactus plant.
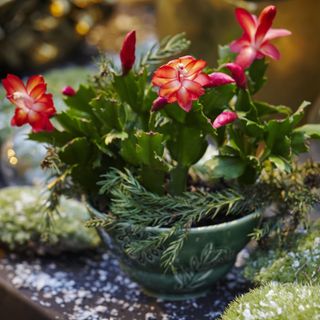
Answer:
[2,5,320,284]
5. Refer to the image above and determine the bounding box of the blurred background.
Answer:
[0,0,319,185]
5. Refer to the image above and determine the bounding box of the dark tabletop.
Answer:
[0,248,252,320]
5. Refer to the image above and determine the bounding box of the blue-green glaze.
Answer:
[89,206,260,300]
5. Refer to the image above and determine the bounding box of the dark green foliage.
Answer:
[247,58,269,94]
[87,168,245,271]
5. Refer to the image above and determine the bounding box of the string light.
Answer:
[50,0,70,18]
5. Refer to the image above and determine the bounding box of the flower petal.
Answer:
[178,55,196,66]
[2,74,26,95]
[206,72,235,87]
[153,65,177,80]
[235,7,257,38]
[182,79,204,96]
[167,94,177,103]
[230,34,250,53]
[259,42,280,60]
[255,5,276,44]
[11,108,28,127]
[26,75,45,94]
[43,119,54,132]
[29,83,46,100]
[194,73,211,86]
[185,59,207,77]
[235,46,257,69]
[27,110,49,132]
[168,55,195,68]
[159,80,181,97]
[152,76,172,87]
[264,28,292,41]
[33,93,56,115]
[176,87,192,112]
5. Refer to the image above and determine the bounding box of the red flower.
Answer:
[2,74,56,132]
[224,63,246,88]
[120,30,136,75]
[212,111,238,129]
[62,86,76,96]
[230,6,291,68]
[152,56,210,112]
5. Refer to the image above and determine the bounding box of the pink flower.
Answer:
[120,30,136,75]
[212,111,238,129]
[151,97,168,112]
[230,6,291,68]
[224,63,246,88]
[62,86,76,96]
[2,74,56,132]
[152,55,210,112]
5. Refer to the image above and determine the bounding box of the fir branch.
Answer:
[140,33,191,69]
[98,168,245,228]
[93,168,245,270]
[161,231,187,272]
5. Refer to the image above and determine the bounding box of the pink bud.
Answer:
[151,96,168,112]
[205,72,235,88]
[224,63,246,88]
[62,86,76,96]
[120,30,136,75]
[212,111,238,129]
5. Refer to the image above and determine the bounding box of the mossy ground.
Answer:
[244,220,320,285]
[221,283,320,320]
[0,186,100,254]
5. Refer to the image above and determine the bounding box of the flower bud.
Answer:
[212,111,238,129]
[224,63,246,88]
[205,72,235,88]
[151,97,168,112]
[120,30,136,75]
[62,86,76,96]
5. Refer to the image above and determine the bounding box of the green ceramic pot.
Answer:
[89,205,260,300]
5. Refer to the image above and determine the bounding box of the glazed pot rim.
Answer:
[87,203,261,234]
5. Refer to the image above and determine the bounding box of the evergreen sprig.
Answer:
[140,33,191,69]
[88,168,245,271]
[98,168,245,227]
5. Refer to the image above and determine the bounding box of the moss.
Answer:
[244,221,320,285]
[0,186,100,254]
[221,283,320,320]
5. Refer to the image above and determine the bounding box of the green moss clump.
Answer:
[221,283,320,320]
[244,220,320,285]
[0,186,100,254]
